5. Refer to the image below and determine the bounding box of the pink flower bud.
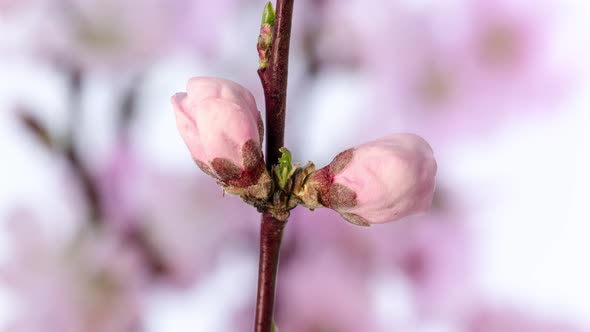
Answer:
[304,134,437,226]
[171,77,270,198]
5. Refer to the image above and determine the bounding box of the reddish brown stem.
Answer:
[255,0,295,331]
[259,0,294,169]
[254,213,287,332]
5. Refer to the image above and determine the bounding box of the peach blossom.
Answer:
[304,134,437,225]
[172,77,270,198]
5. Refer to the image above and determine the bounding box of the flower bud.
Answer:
[257,2,275,69]
[300,134,437,226]
[171,77,270,199]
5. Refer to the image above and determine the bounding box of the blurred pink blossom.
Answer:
[1,217,147,332]
[353,0,575,140]
[136,169,259,287]
[3,0,244,70]
[173,0,241,56]
[291,0,366,69]
[464,304,588,332]
[283,206,473,319]
[35,0,182,71]
[281,209,380,273]
[275,251,381,332]
[0,0,28,14]
[98,142,259,287]
[98,141,143,234]
[384,214,474,318]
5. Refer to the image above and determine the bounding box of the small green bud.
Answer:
[257,2,275,69]
[261,2,275,26]
[277,147,292,170]
[274,147,295,190]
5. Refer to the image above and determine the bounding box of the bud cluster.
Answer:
[172,77,437,225]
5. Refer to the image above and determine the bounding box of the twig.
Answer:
[254,213,287,332]
[254,0,295,331]
[62,67,103,223]
[258,0,294,170]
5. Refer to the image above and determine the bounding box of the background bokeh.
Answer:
[1,0,590,331]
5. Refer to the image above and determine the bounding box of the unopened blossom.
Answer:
[300,134,437,225]
[172,77,271,199]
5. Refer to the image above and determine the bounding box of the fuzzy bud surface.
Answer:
[302,134,437,225]
[172,77,270,199]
